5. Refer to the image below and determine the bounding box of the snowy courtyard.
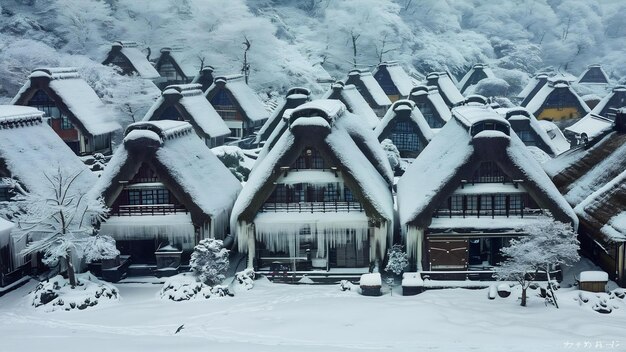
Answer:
[0,269,624,352]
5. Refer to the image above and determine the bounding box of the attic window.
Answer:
[470,120,509,136]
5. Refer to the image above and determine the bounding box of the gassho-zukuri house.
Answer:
[11,67,121,156]
[397,105,577,277]
[92,120,241,266]
[0,105,97,281]
[231,100,394,275]
[142,83,230,148]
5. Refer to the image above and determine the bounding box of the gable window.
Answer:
[391,121,419,152]
[0,187,11,202]
[416,101,442,128]
[61,115,73,130]
[471,161,508,183]
[160,105,183,121]
[28,90,61,119]
[293,147,326,169]
[127,189,170,205]
[374,71,398,95]
[159,61,179,81]
[471,120,509,136]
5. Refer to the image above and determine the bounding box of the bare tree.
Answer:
[376,34,396,64]
[242,36,251,84]
[350,30,361,68]
[12,168,108,288]
[197,55,206,71]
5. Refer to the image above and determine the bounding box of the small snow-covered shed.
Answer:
[191,66,215,92]
[373,61,415,102]
[345,69,391,117]
[408,86,452,129]
[11,67,121,155]
[577,64,610,85]
[204,74,269,139]
[93,120,241,264]
[154,47,197,88]
[102,41,161,80]
[564,113,613,144]
[374,100,434,159]
[231,100,394,273]
[322,82,380,129]
[458,63,496,94]
[524,79,590,121]
[498,107,561,156]
[142,83,230,147]
[426,72,466,108]
[397,105,577,273]
[256,87,311,145]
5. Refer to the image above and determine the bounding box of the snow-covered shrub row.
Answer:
[575,289,626,314]
[30,273,119,312]
[235,268,256,291]
[159,274,232,302]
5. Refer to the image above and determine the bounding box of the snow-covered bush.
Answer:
[574,289,626,314]
[160,274,232,301]
[339,280,356,292]
[466,77,510,98]
[235,268,255,291]
[30,273,119,312]
[385,244,408,276]
[189,238,229,286]
[212,146,252,182]
[380,139,401,174]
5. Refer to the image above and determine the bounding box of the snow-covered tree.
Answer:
[380,139,401,174]
[12,168,108,288]
[495,215,579,307]
[83,234,120,264]
[190,238,229,286]
[385,244,408,276]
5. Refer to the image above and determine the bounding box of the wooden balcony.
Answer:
[260,202,364,213]
[111,204,188,216]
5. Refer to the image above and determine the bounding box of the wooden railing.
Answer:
[432,208,544,219]
[111,204,188,216]
[260,202,363,213]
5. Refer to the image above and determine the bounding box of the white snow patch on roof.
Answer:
[121,47,160,79]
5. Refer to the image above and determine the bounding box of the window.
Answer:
[127,189,170,205]
[211,90,233,107]
[510,194,522,214]
[28,90,61,118]
[471,120,509,136]
[159,61,179,81]
[0,187,11,202]
[293,148,326,169]
[160,106,183,121]
[323,183,340,202]
[451,195,463,211]
[270,184,288,203]
[61,115,73,130]
[518,130,535,145]
[131,164,159,183]
[344,186,356,202]
[494,194,507,215]
[391,122,419,152]
[374,71,398,95]
[128,190,141,205]
[480,195,493,215]
[472,161,508,183]
[416,101,442,128]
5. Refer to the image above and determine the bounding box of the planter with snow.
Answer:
[579,271,608,293]
[155,245,182,277]
[401,272,424,296]
[360,273,382,296]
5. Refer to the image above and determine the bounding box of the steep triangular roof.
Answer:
[205,74,269,126]
[374,99,434,146]
[190,66,215,92]
[373,61,415,97]
[408,85,452,128]
[256,87,310,145]
[155,47,198,79]
[577,64,610,85]
[426,72,465,108]
[564,113,613,142]
[11,68,121,137]
[142,83,230,140]
[591,86,626,118]
[499,107,561,156]
[398,105,577,229]
[345,69,392,109]
[524,79,590,118]
[458,63,496,94]
[322,82,380,129]
[518,73,549,106]
[231,99,393,231]
[92,120,241,230]
[103,41,160,79]
[0,106,96,196]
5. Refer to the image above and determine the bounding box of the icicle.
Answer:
[100,216,196,250]
[405,226,424,270]
[237,221,250,253]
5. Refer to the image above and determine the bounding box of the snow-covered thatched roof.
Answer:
[256,87,311,145]
[190,66,215,92]
[322,82,380,129]
[231,99,393,229]
[408,85,452,127]
[537,120,570,155]
[577,64,610,85]
[345,69,391,109]
[0,217,14,248]
[92,120,241,227]
[591,86,626,118]
[0,106,96,196]
[11,68,121,137]
[524,79,590,118]
[205,74,269,126]
[518,73,549,105]
[374,99,434,146]
[397,105,577,229]
[458,63,495,94]
[373,61,415,97]
[496,107,562,156]
[104,41,160,79]
[142,83,230,140]
[426,72,465,108]
[155,47,198,79]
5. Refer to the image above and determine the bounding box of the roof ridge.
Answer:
[0,111,44,129]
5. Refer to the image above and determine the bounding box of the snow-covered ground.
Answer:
[0,268,624,352]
